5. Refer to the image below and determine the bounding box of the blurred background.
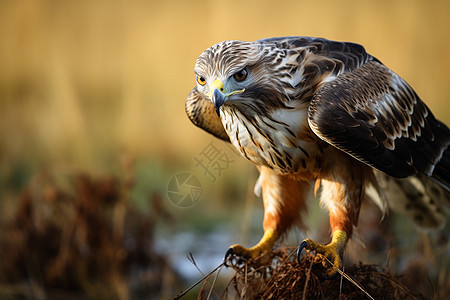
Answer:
[0,0,449,299]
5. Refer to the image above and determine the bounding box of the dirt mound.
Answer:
[208,248,427,300]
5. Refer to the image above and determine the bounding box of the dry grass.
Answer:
[186,248,441,300]
[0,156,179,299]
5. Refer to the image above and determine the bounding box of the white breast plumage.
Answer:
[221,103,320,174]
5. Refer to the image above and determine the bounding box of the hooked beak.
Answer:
[212,88,226,117]
[210,79,226,117]
[209,79,245,117]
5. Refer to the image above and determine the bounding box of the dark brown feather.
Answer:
[308,60,450,191]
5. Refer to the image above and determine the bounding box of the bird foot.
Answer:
[297,229,348,277]
[224,228,278,267]
[224,245,260,267]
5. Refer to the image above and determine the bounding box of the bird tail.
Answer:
[374,171,448,230]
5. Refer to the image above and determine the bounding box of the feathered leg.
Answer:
[225,166,311,261]
[298,158,367,276]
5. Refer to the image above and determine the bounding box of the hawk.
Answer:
[185,36,450,274]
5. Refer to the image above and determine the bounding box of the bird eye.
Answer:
[233,68,248,81]
[197,75,206,86]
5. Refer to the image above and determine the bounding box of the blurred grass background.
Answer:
[1,0,449,174]
[0,0,449,299]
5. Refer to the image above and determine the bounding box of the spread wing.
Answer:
[308,59,450,190]
[185,87,230,142]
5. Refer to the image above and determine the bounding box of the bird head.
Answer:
[193,40,280,117]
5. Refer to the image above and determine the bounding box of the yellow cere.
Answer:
[209,78,245,98]
[210,79,224,92]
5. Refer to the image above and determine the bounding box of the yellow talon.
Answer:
[225,228,279,262]
[297,229,348,276]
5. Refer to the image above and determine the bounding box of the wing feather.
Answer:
[308,60,450,191]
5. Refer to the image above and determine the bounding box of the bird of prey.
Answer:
[185,36,450,274]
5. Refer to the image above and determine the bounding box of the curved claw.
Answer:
[223,247,234,267]
[224,247,234,262]
[223,247,248,267]
[296,230,348,276]
[297,240,308,262]
[297,239,337,279]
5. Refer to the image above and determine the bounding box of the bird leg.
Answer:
[297,229,348,276]
[224,166,310,264]
[297,165,364,276]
